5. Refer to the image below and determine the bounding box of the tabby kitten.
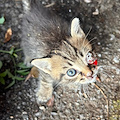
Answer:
[21,0,97,103]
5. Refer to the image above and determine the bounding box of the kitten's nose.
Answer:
[81,67,92,77]
[86,71,92,77]
[82,69,92,77]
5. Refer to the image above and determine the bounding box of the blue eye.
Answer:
[67,69,77,77]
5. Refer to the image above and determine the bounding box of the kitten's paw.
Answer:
[36,90,52,103]
[47,95,54,107]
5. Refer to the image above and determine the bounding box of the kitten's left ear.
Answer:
[31,58,52,74]
[71,18,85,38]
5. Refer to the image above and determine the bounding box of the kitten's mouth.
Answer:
[88,74,97,82]
[80,66,98,84]
[80,75,97,84]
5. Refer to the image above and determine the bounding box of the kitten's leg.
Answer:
[47,95,54,107]
[36,80,53,103]
[23,56,32,67]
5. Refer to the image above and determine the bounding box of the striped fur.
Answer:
[21,0,95,103]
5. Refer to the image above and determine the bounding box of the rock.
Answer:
[84,0,91,3]
[113,57,119,64]
[39,106,45,111]
[109,34,115,41]
[35,112,41,117]
[51,112,58,116]
[22,112,29,120]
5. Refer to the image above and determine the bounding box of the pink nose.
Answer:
[86,72,92,77]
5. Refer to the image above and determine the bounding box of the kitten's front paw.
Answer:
[36,90,52,103]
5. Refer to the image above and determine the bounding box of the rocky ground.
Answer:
[0,0,120,120]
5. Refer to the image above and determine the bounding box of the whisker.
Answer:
[83,37,97,50]
[81,27,92,49]
[53,80,62,90]
[97,65,120,77]
[98,65,120,70]
[98,71,114,81]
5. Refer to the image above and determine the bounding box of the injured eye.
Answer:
[67,68,77,77]
[86,51,97,66]
[86,51,92,58]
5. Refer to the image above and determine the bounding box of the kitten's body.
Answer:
[21,0,96,103]
[22,2,69,64]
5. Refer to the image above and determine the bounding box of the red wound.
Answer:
[93,60,97,65]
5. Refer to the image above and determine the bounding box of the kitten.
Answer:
[21,0,97,103]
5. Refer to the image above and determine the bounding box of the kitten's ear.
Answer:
[31,58,52,74]
[71,18,85,38]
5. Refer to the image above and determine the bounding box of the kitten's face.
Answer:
[31,18,96,85]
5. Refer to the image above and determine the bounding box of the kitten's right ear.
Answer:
[71,18,85,38]
[31,58,52,74]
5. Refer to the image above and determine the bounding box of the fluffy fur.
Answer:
[21,0,95,103]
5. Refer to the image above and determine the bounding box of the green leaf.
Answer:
[14,76,24,81]
[7,70,14,78]
[14,48,22,52]
[0,16,5,24]
[17,62,31,69]
[16,69,29,75]
[13,53,18,58]
[0,50,10,54]
[0,61,3,69]
[0,77,5,85]
[9,47,14,55]
[5,79,15,89]
[0,70,8,77]
[19,71,29,76]
[17,69,28,73]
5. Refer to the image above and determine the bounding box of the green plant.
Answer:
[0,16,5,24]
[110,100,120,120]
[0,47,31,89]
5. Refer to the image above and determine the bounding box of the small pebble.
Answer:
[39,106,45,111]
[22,112,29,120]
[69,9,71,12]
[35,112,41,117]
[22,111,27,115]
[84,0,91,3]
[75,102,79,106]
[112,75,115,78]
[116,69,120,74]
[93,9,99,15]
[97,54,101,57]
[17,106,21,109]
[10,116,14,119]
[79,114,84,119]
[117,49,120,52]
[97,42,101,45]
[34,117,38,120]
[113,57,119,63]
[51,112,58,116]
[105,105,108,109]
[109,34,115,41]
[22,102,26,105]
[100,115,103,118]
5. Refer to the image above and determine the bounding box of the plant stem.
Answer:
[0,50,10,54]
[11,55,17,76]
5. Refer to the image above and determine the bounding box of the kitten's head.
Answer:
[31,18,96,85]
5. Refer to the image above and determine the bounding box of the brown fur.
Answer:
[22,0,96,103]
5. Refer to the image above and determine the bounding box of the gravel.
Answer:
[0,0,120,120]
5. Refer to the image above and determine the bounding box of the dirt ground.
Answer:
[0,0,120,120]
